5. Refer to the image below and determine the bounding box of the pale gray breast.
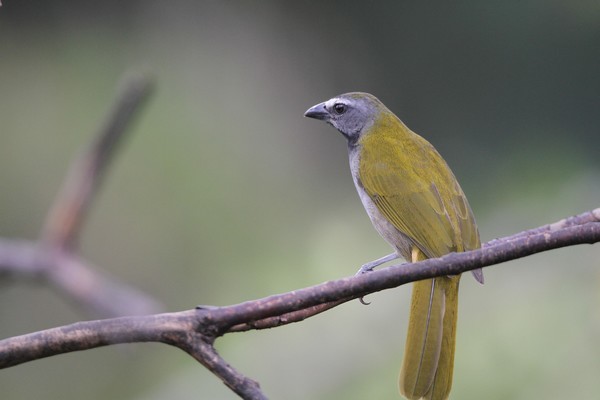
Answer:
[347,144,413,260]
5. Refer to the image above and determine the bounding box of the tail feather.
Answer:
[423,277,460,400]
[399,278,445,398]
[399,249,461,400]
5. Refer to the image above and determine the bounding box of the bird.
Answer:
[304,92,483,400]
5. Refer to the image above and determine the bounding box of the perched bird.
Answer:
[305,92,483,400]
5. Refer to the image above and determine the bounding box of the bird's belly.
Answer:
[352,177,412,259]
[348,146,412,258]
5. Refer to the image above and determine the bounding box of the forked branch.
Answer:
[0,72,163,317]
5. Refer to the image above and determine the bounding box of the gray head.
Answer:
[304,92,388,144]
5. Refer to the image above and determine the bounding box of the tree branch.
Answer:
[484,208,600,247]
[1,208,598,399]
[178,334,266,400]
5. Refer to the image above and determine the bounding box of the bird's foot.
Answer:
[354,252,401,305]
[355,263,375,276]
[355,252,399,276]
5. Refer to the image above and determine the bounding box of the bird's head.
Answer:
[304,92,390,144]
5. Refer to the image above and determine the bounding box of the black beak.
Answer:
[304,102,329,120]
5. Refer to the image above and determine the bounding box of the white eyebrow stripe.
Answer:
[325,97,348,109]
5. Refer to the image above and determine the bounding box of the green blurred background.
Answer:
[1,1,599,399]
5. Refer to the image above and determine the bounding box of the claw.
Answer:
[355,252,400,304]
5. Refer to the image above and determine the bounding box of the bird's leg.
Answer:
[356,252,400,275]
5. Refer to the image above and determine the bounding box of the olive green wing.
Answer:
[358,134,480,259]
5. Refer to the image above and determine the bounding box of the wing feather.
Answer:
[358,131,480,259]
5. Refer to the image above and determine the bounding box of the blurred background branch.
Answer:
[0,73,163,317]
[41,72,154,251]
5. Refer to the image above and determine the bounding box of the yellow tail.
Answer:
[399,251,461,400]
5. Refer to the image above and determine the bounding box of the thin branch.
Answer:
[1,209,598,399]
[228,299,348,333]
[178,334,266,400]
[485,208,600,247]
[41,72,154,251]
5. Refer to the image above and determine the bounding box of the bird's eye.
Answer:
[333,103,347,115]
